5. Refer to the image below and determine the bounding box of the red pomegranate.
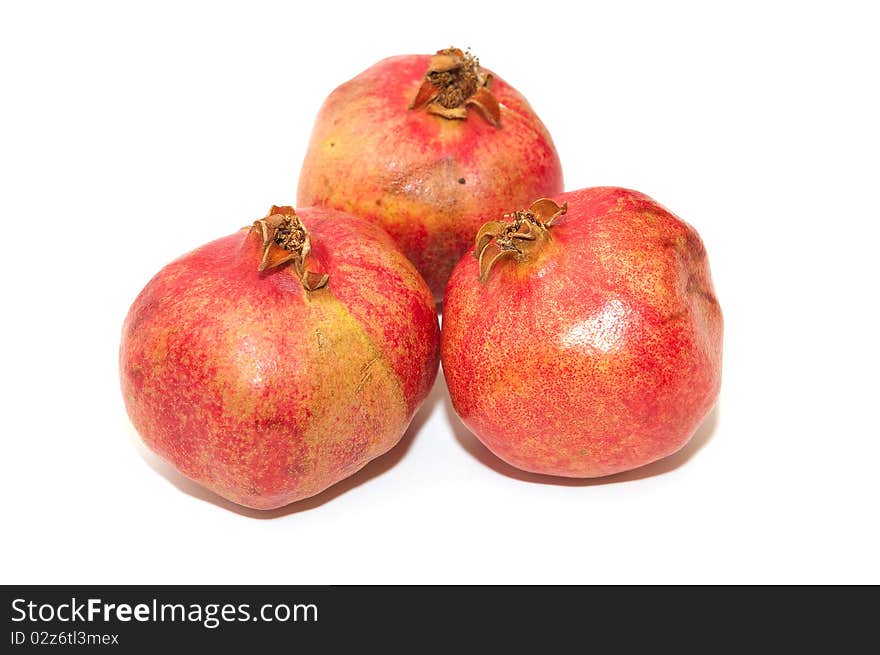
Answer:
[441,188,722,477]
[120,206,439,509]
[297,47,564,299]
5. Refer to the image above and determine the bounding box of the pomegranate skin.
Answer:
[120,207,439,509]
[441,187,722,478]
[297,54,564,299]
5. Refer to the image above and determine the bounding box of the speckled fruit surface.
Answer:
[120,206,439,509]
[441,187,723,477]
[296,53,563,299]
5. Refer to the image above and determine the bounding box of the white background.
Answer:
[2,1,878,584]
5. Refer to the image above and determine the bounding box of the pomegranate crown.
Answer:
[250,206,329,291]
[409,47,501,127]
[474,198,567,282]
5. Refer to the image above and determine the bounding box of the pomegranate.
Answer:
[297,47,564,299]
[120,206,439,509]
[441,188,722,477]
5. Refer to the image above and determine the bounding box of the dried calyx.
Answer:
[475,198,567,282]
[251,206,329,291]
[409,47,501,127]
